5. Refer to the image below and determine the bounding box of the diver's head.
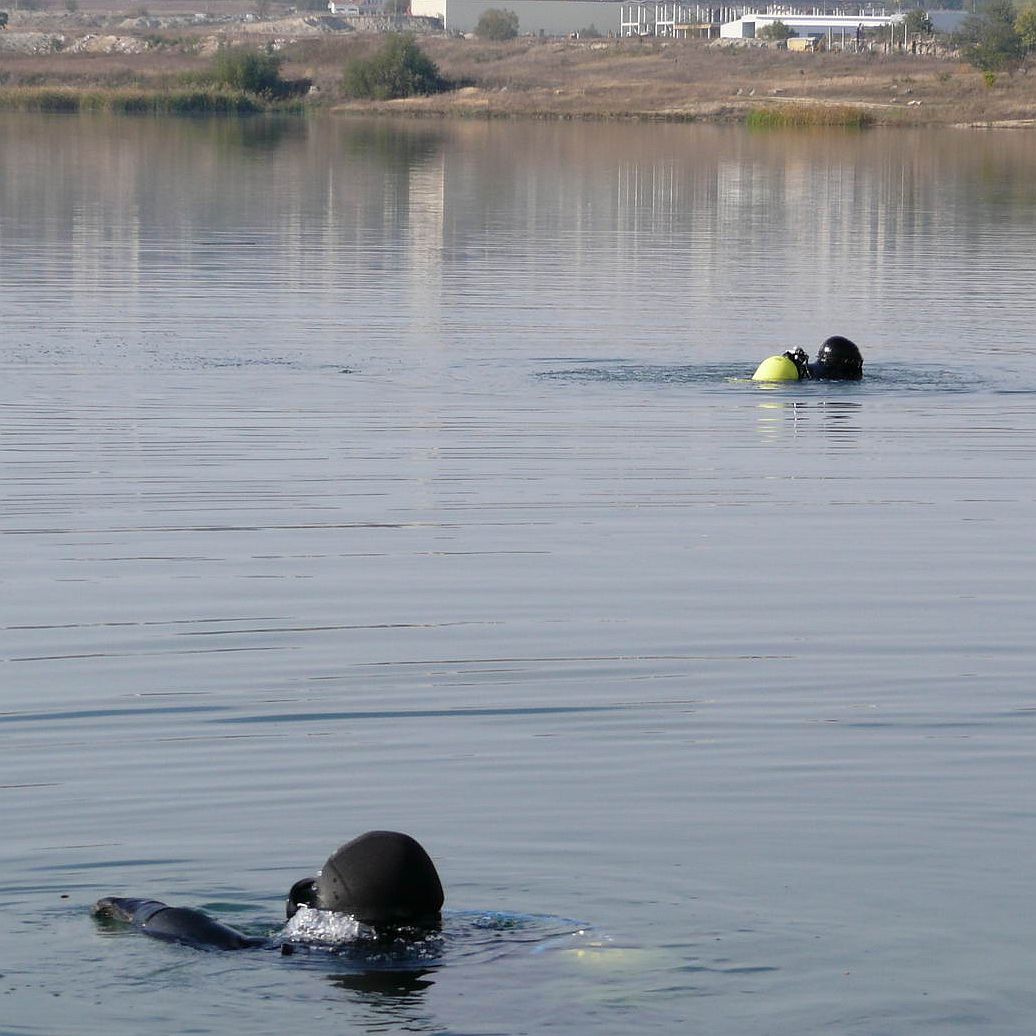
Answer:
[810,336,862,381]
[310,831,444,928]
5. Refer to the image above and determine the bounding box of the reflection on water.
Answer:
[326,968,436,994]
[4,114,1036,1036]
[753,400,862,448]
[327,969,438,1036]
[4,116,1036,367]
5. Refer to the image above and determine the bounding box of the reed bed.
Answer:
[0,87,268,114]
[745,103,874,128]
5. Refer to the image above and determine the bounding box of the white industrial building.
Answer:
[719,10,901,38]
[619,2,917,39]
[409,0,955,40]
[621,2,743,37]
[410,0,626,35]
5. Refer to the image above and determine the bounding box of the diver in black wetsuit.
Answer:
[93,830,444,951]
[752,336,864,383]
[792,336,864,381]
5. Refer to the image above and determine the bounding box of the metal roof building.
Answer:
[719,10,901,37]
[619,1,904,38]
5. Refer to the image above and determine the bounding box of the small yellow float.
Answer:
[751,354,801,382]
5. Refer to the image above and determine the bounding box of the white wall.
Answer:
[419,0,625,35]
[412,0,447,18]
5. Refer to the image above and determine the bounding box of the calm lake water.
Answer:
[3,113,1036,1035]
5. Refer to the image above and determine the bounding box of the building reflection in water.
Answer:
[4,117,1036,362]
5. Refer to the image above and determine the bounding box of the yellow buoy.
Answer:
[751,354,801,382]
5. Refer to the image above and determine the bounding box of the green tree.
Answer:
[903,8,933,34]
[758,19,795,40]
[1015,2,1036,48]
[955,0,1025,71]
[213,45,288,95]
[383,0,410,13]
[475,7,518,40]
[342,33,446,99]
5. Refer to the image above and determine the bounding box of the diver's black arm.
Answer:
[94,896,265,950]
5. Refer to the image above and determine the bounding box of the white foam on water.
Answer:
[282,906,370,946]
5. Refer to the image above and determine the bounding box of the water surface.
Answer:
[3,114,1036,1035]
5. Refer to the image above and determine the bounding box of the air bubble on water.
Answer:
[282,906,369,946]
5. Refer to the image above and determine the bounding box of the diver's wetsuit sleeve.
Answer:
[94,896,266,950]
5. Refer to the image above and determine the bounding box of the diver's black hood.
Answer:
[809,335,863,381]
[293,831,443,926]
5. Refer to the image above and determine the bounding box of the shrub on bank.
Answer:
[903,8,934,35]
[758,20,796,41]
[212,46,283,94]
[1018,4,1036,49]
[954,0,1026,72]
[341,34,447,100]
[475,8,519,40]
[210,46,310,98]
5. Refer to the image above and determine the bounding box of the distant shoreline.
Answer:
[327,92,1034,129]
[1,14,1032,129]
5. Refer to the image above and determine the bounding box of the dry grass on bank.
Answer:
[2,26,1036,125]
[329,38,1036,126]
